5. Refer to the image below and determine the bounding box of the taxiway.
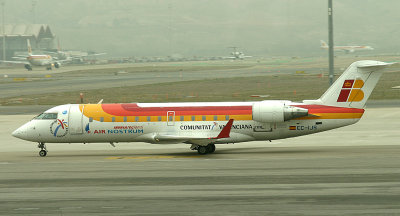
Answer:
[0,107,399,215]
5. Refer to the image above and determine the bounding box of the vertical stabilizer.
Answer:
[320,40,328,49]
[27,39,32,56]
[317,60,394,109]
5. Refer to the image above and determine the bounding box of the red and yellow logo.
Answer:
[337,79,364,102]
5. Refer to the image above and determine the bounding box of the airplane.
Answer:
[12,60,393,157]
[1,39,66,70]
[224,47,252,60]
[45,39,106,64]
[320,40,374,53]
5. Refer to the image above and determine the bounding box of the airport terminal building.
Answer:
[0,24,55,60]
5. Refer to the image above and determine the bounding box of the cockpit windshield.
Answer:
[34,113,58,120]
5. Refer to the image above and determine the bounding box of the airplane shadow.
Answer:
[44,146,330,158]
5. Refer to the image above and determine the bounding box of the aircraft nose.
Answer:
[12,125,28,140]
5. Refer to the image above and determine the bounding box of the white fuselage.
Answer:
[12,101,362,145]
[27,55,53,66]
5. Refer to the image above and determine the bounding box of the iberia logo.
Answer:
[50,119,68,137]
[337,79,365,102]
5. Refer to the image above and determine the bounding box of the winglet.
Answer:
[214,119,234,139]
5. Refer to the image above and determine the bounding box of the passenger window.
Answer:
[135,116,139,122]
[123,117,127,122]
[168,116,173,121]
[225,115,229,120]
[147,116,151,122]
[100,117,104,122]
[89,117,93,122]
[158,116,162,121]
[214,115,218,121]
[180,116,184,121]
[202,116,206,121]
[191,116,195,121]
[112,117,115,122]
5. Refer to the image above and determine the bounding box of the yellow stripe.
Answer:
[81,104,253,122]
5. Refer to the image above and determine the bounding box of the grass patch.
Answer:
[2,70,399,105]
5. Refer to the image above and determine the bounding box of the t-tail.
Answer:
[320,40,328,49]
[304,60,395,109]
[27,39,32,56]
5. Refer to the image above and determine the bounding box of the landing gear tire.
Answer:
[38,142,47,157]
[207,144,216,153]
[197,146,208,155]
[39,150,47,157]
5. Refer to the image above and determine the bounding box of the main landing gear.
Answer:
[38,142,47,157]
[192,144,216,155]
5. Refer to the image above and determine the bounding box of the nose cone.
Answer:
[12,124,28,140]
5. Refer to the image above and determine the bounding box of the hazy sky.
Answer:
[3,0,400,57]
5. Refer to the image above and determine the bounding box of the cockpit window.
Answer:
[34,113,58,120]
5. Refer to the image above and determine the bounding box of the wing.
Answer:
[0,60,29,65]
[150,119,234,145]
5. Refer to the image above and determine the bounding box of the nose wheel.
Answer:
[38,142,47,157]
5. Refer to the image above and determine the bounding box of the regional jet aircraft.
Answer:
[320,40,374,53]
[12,60,393,156]
[1,39,65,70]
[224,47,252,60]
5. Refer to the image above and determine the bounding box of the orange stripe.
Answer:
[295,113,363,120]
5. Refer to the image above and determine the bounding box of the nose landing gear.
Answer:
[38,142,47,157]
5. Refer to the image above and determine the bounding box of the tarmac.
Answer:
[0,107,399,215]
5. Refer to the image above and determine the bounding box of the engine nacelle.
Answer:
[252,101,308,123]
[54,62,61,68]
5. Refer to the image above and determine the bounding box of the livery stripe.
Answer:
[293,104,364,120]
[102,104,252,116]
[295,113,363,120]
[81,103,364,123]
[293,105,364,113]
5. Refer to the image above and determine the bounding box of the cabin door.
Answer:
[167,111,175,126]
[69,104,84,134]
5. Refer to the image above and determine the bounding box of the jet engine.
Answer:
[252,101,308,123]
[54,62,61,68]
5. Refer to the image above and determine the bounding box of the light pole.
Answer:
[2,1,5,62]
[328,0,334,86]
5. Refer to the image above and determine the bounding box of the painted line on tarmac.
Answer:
[14,208,40,211]
[105,155,201,160]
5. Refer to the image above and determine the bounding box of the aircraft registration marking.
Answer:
[289,125,317,131]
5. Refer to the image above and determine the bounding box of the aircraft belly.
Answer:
[275,118,359,140]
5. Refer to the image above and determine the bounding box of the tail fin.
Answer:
[27,39,32,56]
[320,40,328,48]
[306,60,394,109]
